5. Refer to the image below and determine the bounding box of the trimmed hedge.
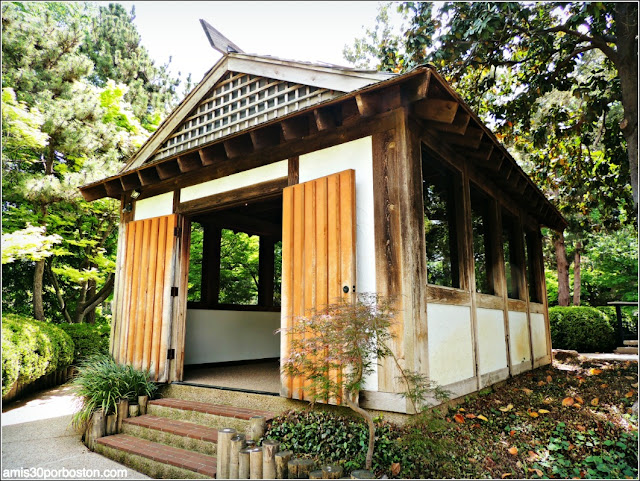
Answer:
[58,321,110,364]
[549,306,617,353]
[2,313,74,397]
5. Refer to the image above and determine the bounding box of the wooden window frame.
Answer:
[501,210,527,300]
[469,181,498,296]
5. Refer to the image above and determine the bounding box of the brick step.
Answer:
[122,415,218,456]
[96,434,216,479]
[623,340,638,347]
[615,346,639,355]
[148,398,275,433]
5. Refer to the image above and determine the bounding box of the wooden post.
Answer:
[138,395,148,415]
[217,427,237,479]
[105,414,117,435]
[116,398,129,433]
[86,409,105,450]
[321,465,343,479]
[249,415,266,442]
[128,404,139,417]
[249,446,263,479]
[230,433,246,479]
[309,471,323,479]
[239,448,251,479]
[262,439,281,479]
[275,450,293,479]
[288,458,314,479]
[351,470,374,479]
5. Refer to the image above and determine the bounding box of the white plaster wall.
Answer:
[134,192,174,221]
[477,308,508,375]
[184,309,280,365]
[180,160,288,202]
[508,311,531,365]
[427,304,474,386]
[530,313,547,361]
[298,137,377,391]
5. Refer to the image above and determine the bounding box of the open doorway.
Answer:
[182,195,282,394]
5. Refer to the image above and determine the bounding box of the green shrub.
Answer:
[2,313,74,396]
[58,321,110,364]
[265,410,404,476]
[71,354,158,432]
[596,306,638,335]
[549,306,617,353]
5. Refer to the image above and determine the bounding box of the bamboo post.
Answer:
[275,450,293,479]
[128,403,139,417]
[350,470,374,479]
[86,409,105,450]
[309,470,323,479]
[321,465,343,479]
[262,439,281,479]
[249,446,263,479]
[289,458,314,479]
[230,433,246,479]
[248,415,266,442]
[138,395,148,415]
[105,413,117,435]
[116,398,129,433]
[239,448,251,479]
[246,440,257,448]
[216,427,237,479]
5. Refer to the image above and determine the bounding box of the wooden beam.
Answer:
[355,92,379,117]
[378,85,403,113]
[466,142,495,162]
[288,157,299,186]
[340,97,361,126]
[104,179,124,198]
[258,236,276,307]
[402,70,431,102]
[473,150,504,171]
[156,159,181,180]
[281,116,309,142]
[223,134,254,159]
[313,107,337,131]
[206,212,282,238]
[120,173,141,191]
[426,109,471,135]
[442,126,484,149]
[81,184,109,201]
[198,144,227,165]
[138,167,160,186]
[249,125,281,150]
[413,98,459,123]
[177,153,203,173]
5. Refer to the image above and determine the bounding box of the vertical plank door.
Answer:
[110,214,178,382]
[280,169,356,403]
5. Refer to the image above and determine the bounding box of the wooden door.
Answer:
[110,214,180,382]
[280,169,356,402]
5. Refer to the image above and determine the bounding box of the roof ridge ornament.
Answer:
[199,19,244,55]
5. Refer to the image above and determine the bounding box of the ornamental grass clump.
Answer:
[71,354,157,432]
[280,293,448,471]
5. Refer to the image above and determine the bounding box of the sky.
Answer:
[114,1,393,86]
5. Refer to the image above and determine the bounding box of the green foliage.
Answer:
[58,321,110,364]
[71,354,157,432]
[265,410,404,476]
[546,271,559,306]
[1,313,74,396]
[219,229,260,305]
[1,224,62,264]
[549,306,617,352]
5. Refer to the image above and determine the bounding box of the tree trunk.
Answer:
[33,260,45,320]
[554,232,570,306]
[613,3,639,208]
[572,240,582,306]
[345,394,375,471]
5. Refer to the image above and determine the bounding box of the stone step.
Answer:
[95,434,216,479]
[623,339,638,347]
[614,346,639,355]
[147,398,275,433]
[122,415,218,456]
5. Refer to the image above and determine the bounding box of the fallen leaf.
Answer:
[625,376,635,380]
[454,414,465,424]
[575,395,584,404]
[502,473,512,478]
[573,403,582,409]
[543,397,553,404]
[568,443,575,451]
[528,467,544,477]
[589,368,602,375]
[538,409,550,414]
[390,462,401,476]
[625,391,635,398]
[508,446,518,455]
[546,375,552,382]
[591,398,599,406]
[601,383,608,388]
[458,407,466,412]
[468,458,477,463]
[446,417,451,423]
[471,423,480,428]
[477,415,488,421]
[527,450,539,460]
[538,380,546,386]
[509,430,516,436]
[528,411,539,418]
[562,397,575,407]
[522,388,533,395]
[632,383,638,389]
[465,413,476,419]
[576,425,586,432]
[499,404,514,412]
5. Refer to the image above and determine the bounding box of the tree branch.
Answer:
[80,273,114,319]
[46,260,73,323]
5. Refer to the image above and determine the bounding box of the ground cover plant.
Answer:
[267,356,638,479]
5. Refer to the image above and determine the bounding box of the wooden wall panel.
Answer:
[280,169,355,404]
[110,214,178,382]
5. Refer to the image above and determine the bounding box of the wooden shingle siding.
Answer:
[280,170,355,404]
[111,214,177,382]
